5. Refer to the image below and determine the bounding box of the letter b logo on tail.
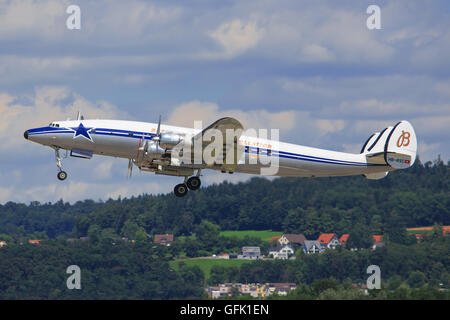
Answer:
[397,130,411,147]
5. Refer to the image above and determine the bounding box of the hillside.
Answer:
[0,158,448,242]
[0,158,449,300]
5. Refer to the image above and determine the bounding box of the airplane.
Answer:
[24,112,417,197]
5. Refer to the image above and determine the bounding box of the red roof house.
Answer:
[339,234,349,245]
[317,233,340,249]
[373,235,383,243]
[153,234,174,246]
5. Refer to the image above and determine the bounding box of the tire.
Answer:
[186,176,201,190]
[57,171,67,181]
[174,183,188,197]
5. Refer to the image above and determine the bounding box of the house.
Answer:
[303,240,322,254]
[207,284,232,299]
[278,234,307,246]
[317,233,340,249]
[372,235,383,243]
[207,283,297,299]
[270,236,281,244]
[339,234,349,245]
[266,283,297,296]
[372,242,386,250]
[67,237,90,244]
[371,235,385,250]
[153,234,174,246]
[28,239,40,245]
[268,244,294,259]
[0,241,7,248]
[239,284,259,297]
[240,246,261,259]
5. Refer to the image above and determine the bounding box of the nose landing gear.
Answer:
[57,170,68,181]
[55,148,68,181]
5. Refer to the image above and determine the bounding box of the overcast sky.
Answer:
[0,0,449,204]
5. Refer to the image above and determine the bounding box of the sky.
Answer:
[0,0,449,204]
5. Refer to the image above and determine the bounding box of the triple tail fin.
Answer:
[361,120,417,170]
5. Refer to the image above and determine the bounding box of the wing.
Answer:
[191,117,244,172]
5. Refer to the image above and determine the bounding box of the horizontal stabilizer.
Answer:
[364,171,389,180]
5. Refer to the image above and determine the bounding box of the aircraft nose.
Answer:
[24,130,29,140]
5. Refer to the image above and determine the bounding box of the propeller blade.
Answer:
[156,115,161,136]
[127,159,133,178]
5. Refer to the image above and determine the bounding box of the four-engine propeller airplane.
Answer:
[24,113,417,197]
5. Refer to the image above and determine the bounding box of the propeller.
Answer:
[154,114,162,143]
[143,114,161,153]
[127,115,162,179]
[127,159,133,178]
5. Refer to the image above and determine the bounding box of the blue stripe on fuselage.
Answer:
[28,126,377,167]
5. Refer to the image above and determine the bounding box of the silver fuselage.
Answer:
[25,119,392,178]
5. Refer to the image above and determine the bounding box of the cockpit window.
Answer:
[48,123,60,127]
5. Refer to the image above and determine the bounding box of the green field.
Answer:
[170,258,255,279]
[219,230,282,241]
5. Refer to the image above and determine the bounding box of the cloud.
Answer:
[167,100,297,131]
[94,161,114,180]
[300,44,335,63]
[315,119,346,135]
[0,0,68,40]
[333,99,450,118]
[166,100,353,149]
[417,141,442,163]
[209,19,265,58]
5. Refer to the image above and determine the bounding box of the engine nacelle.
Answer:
[160,132,183,148]
[145,141,166,159]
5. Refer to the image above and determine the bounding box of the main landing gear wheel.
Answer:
[186,176,201,190]
[174,183,188,197]
[57,171,67,181]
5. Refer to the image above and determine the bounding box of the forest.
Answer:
[0,157,448,299]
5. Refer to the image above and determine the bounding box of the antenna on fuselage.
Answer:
[76,111,84,121]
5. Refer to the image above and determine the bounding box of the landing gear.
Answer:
[186,176,201,190]
[173,171,202,197]
[55,148,68,181]
[174,183,188,197]
[57,171,68,181]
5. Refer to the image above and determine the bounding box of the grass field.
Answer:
[170,258,255,279]
[219,230,282,241]
[406,226,450,235]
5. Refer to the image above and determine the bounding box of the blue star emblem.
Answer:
[70,123,95,142]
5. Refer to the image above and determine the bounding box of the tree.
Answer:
[87,224,101,244]
[195,220,220,251]
[347,223,373,249]
[135,228,147,243]
[121,220,140,239]
[407,271,426,288]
